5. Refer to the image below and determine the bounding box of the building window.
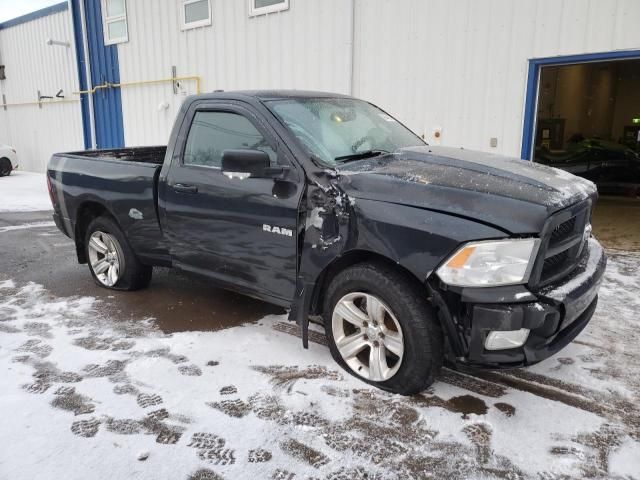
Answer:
[249,0,289,16]
[102,0,128,45]
[182,0,212,30]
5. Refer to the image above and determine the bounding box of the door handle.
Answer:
[172,183,198,194]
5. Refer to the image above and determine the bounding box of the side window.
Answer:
[250,0,289,16]
[102,0,128,45]
[181,0,212,30]
[183,111,277,168]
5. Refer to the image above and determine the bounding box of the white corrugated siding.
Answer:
[118,0,352,146]
[1,0,638,170]
[0,9,84,172]
[352,0,640,156]
[117,0,640,157]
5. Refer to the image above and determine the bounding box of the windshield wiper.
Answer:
[335,150,389,163]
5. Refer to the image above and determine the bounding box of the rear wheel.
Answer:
[323,263,443,395]
[0,158,12,177]
[85,216,152,291]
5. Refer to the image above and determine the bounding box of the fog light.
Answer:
[485,329,530,350]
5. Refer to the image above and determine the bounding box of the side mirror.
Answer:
[221,149,288,179]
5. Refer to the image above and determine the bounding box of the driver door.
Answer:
[162,102,303,303]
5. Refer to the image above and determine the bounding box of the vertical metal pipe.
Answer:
[347,0,355,96]
[76,0,96,148]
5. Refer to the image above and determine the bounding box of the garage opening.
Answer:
[533,58,640,250]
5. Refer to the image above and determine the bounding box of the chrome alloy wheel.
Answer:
[87,231,122,287]
[332,292,404,382]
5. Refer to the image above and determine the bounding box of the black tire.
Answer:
[0,158,11,177]
[84,216,152,291]
[323,262,443,395]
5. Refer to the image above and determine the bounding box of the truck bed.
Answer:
[48,146,169,265]
[61,146,167,164]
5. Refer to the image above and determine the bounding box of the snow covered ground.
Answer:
[0,171,51,212]
[0,171,638,479]
[0,252,639,479]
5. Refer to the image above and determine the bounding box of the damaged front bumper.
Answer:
[431,238,607,368]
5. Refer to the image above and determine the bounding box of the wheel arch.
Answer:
[74,201,119,263]
[0,156,12,175]
[309,249,429,316]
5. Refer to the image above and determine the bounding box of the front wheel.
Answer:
[323,263,443,395]
[85,216,152,291]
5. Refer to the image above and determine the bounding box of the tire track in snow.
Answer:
[274,319,640,437]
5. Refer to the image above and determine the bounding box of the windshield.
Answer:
[267,97,425,166]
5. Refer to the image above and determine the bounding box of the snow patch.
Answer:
[0,221,56,233]
[1,252,639,478]
[609,438,640,478]
[0,171,52,212]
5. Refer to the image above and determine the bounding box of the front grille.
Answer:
[542,250,570,278]
[530,200,591,288]
[550,217,576,245]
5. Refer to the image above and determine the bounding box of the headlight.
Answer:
[436,238,540,287]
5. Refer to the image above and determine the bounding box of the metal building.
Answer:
[1,0,639,177]
[0,3,84,173]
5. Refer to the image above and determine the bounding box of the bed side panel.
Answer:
[48,154,168,263]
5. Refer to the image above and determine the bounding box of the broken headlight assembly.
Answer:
[436,238,540,287]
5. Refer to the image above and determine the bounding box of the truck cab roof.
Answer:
[195,89,354,102]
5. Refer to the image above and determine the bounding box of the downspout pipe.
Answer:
[78,0,96,149]
[347,0,355,96]
[69,0,96,149]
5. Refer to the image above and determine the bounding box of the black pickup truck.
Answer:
[47,91,606,394]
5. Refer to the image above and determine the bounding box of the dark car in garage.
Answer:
[535,138,640,196]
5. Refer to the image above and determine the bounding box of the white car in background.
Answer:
[0,144,18,176]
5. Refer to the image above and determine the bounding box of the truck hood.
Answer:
[336,146,597,234]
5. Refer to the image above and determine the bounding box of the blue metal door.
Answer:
[73,0,125,149]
